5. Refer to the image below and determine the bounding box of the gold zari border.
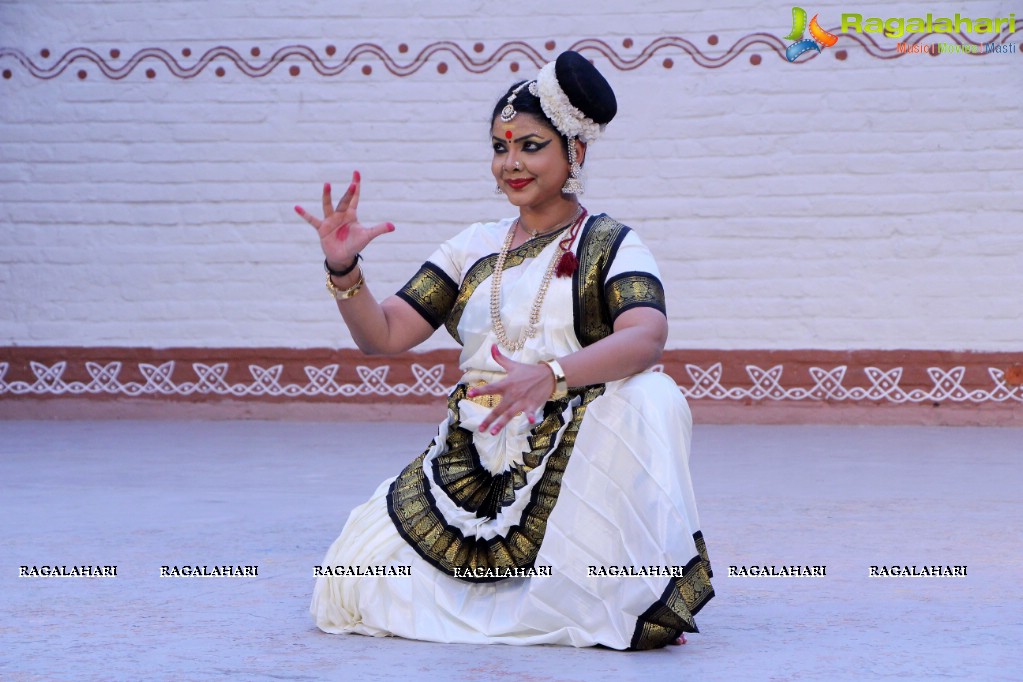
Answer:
[397,262,459,330]
[605,271,666,322]
[386,384,605,582]
[573,215,630,347]
[430,385,568,519]
[444,227,567,345]
[630,532,715,650]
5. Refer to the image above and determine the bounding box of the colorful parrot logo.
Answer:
[785,7,839,61]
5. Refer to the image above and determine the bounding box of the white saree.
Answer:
[310,214,713,650]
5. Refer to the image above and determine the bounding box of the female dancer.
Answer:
[297,51,713,650]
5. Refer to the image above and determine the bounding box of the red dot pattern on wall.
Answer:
[0,33,1000,81]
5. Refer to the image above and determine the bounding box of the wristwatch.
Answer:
[543,359,568,400]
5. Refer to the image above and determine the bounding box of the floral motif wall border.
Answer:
[1,348,1020,407]
[2,29,1021,81]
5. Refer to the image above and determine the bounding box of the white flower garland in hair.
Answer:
[529,62,604,143]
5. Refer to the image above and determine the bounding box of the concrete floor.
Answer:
[1,420,1021,681]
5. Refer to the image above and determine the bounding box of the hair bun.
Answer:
[554,51,617,126]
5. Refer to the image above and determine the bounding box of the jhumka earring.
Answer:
[562,139,584,194]
[495,185,505,195]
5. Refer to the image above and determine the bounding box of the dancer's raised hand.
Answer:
[294,170,394,270]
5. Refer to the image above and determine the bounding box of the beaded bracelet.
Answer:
[324,254,362,278]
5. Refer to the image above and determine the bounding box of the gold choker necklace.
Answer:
[518,207,582,238]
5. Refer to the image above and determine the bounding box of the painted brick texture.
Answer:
[1,1,1020,351]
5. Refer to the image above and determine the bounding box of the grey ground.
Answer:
[1,420,1020,681]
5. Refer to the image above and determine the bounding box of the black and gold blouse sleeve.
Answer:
[394,225,476,331]
[396,261,459,330]
[605,271,666,322]
[573,214,667,347]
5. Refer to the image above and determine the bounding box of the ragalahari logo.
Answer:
[784,7,839,61]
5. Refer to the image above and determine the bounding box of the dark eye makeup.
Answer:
[523,139,552,152]
[491,137,552,154]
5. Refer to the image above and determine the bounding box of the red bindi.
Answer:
[504,130,513,140]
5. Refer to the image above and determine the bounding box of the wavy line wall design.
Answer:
[1,30,1020,81]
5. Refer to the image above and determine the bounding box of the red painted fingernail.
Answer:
[354,170,361,181]
[325,182,331,192]
[294,205,303,214]
[528,415,535,424]
[387,223,396,232]
[491,344,499,358]
[466,389,477,397]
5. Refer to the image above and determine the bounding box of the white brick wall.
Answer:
[1,0,1020,351]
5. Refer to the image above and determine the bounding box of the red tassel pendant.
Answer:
[554,207,586,278]
[555,251,578,277]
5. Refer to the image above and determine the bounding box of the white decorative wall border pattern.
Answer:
[1,352,1020,405]
[681,363,1020,404]
[0,360,450,399]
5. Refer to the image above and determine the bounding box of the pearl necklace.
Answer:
[490,207,585,352]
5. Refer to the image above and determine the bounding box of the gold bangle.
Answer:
[325,270,364,300]
[543,359,568,400]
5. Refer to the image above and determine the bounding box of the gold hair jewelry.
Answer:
[500,80,533,122]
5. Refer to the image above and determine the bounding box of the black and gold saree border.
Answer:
[430,384,570,520]
[629,531,716,650]
[431,422,527,521]
[605,271,666,322]
[396,262,459,330]
[694,529,713,578]
[386,384,606,583]
[572,214,631,347]
[443,226,568,345]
